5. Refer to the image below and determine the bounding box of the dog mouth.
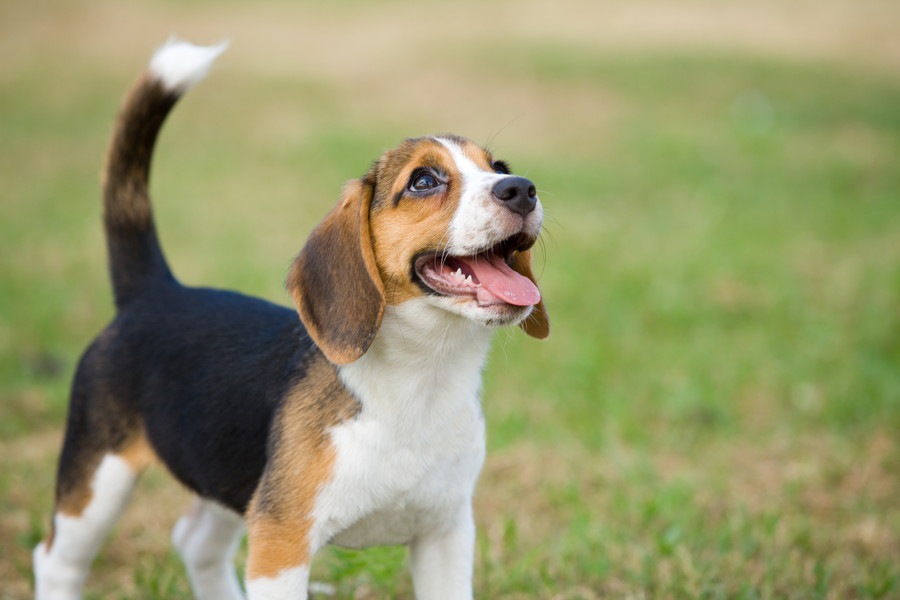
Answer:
[413,233,541,307]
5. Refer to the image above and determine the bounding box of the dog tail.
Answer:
[102,39,227,307]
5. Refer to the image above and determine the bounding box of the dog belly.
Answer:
[329,508,421,548]
[320,468,476,551]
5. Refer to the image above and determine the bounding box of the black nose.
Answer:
[491,176,537,218]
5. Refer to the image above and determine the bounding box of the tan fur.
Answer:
[245,357,360,579]
[246,512,318,579]
[117,432,157,472]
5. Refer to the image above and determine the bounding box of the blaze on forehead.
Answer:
[432,134,497,171]
[364,135,496,206]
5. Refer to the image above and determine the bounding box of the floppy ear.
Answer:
[287,179,385,364]
[510,249,550,339]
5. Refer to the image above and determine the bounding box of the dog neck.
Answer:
[338,299,494,432]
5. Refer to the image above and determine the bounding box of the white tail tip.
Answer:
[149,38,228,93]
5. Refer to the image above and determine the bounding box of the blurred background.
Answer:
[1,0,898,598]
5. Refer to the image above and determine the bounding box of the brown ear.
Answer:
[287,179,385,364]
[510,249,550,339]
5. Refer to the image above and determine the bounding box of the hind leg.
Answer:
[34,339,154,600]
[33,449,147,600]
[172,497,245,600]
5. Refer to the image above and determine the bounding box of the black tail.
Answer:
[102,40,226,307]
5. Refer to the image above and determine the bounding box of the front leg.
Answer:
[244,511,313,600]
[409,504,476,600]
[243,444,333,600]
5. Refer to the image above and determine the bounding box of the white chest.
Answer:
[325,405,486,548]
[312,302,493,549]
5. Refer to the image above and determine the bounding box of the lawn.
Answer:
[1,1,898,598]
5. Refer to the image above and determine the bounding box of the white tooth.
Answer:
[465,275,473,284]
[454,267,463,279]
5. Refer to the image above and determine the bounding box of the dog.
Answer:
[33,40,549,600]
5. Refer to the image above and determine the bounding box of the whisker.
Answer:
[482,115,525,154]
[438,230,453,269]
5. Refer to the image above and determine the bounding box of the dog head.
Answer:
[288,135,549,365]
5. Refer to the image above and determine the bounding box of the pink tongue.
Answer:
[463,255,541,307]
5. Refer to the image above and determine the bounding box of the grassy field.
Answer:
[2,0,899,598]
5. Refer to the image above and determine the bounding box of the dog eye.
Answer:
[408,169,441,193]
[491,160,511,175]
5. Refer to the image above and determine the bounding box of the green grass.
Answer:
[2,1,899,598]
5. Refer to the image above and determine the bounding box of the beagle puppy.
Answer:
[33,40,548,600]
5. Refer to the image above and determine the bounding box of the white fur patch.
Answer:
[149,38,228,93]
[172,497,245,600]
[245,564,310,600]
[34,454,139,600]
